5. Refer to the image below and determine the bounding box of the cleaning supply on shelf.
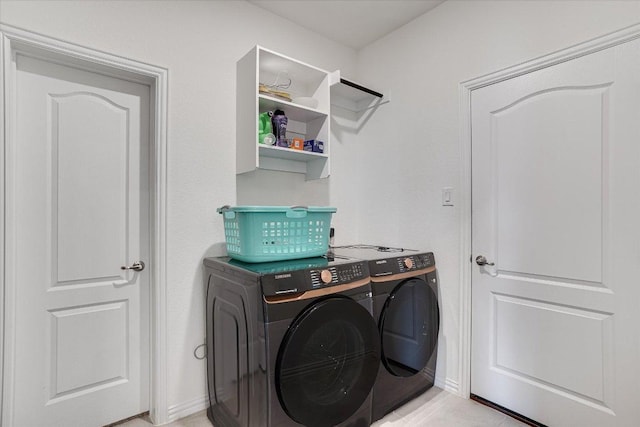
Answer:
[304,139,324,153]
[291,137,304,150]
[272,109,288,148]
[263,133,276,145]
[258,111,275,145]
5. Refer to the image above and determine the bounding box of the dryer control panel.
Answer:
[261,261,369,297]
[369,252,435,277]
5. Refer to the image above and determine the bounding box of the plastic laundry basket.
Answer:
[217,205,336,263]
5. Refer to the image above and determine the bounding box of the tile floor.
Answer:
[120,387,527,427]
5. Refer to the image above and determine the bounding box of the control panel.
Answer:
[369,252,435,277]
[310,262,366,288]
[261,260,369,297]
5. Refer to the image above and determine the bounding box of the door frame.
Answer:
[0,24,171,425]
[457,22,640,400]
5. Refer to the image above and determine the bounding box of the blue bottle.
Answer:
[272,109,288,147]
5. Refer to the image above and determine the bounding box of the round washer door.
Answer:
[276,296,380,427]
[379,277,439,377]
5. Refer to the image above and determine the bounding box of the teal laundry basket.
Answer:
[217,205,336,263]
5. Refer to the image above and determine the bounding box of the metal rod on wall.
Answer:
[339,78,384,98]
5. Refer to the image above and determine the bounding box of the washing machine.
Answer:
[203,254,380,427]
[332,246,440,422]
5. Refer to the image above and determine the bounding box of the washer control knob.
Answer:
[404,258,414,269]
[320,270,333,284]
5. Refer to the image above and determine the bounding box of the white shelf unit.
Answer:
[236,46,331,180]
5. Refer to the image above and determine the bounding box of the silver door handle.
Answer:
[475,255,494,266]
[121,261,145,272]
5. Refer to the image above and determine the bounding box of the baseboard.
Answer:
[435,376,459,395]
[167,395,208,423]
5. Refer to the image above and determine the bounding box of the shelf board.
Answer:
[259,144,327,161]
[259,94,327,122]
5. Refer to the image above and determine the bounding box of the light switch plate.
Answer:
[442,187,454,206]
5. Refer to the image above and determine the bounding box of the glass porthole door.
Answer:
[276,297,380,427]
[379,278,439,377]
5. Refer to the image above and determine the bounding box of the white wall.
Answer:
[354,0,640,392]
[0,0,358,418]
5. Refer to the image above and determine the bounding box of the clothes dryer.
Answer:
[332,246,440,422]
[203,254,380,427]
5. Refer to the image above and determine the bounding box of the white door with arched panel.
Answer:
[471,38,640,426]
[6,52,150,426]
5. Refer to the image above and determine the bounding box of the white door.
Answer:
[471,39,640,426]
[7,53,150,426]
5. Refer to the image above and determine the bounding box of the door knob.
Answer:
[121,261,145,272]
[475,255,494,266]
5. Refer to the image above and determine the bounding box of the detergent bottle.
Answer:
[272,109,288,147]
[258,111,275,145]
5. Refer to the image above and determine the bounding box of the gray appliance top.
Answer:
[203,253,370,297]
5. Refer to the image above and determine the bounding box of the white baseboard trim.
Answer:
[166,395,208,423]
[435,376,460,396]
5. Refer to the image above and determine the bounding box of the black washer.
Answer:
[203,255,377,427]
